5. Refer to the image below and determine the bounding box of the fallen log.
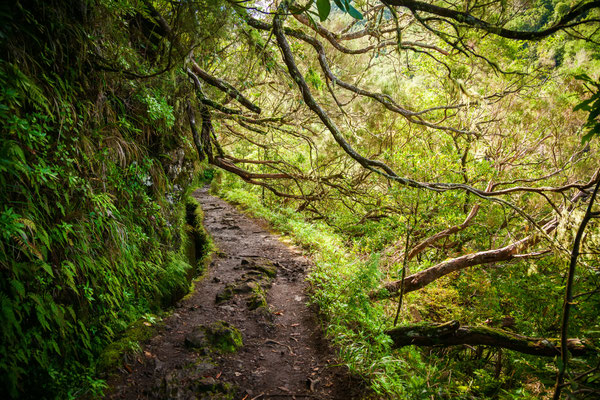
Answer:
[386,321,596,357]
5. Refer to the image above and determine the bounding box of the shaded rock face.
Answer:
[184,327,209,353]
[185,321,243,354]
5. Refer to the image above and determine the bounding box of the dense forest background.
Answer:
[1,0,599,398]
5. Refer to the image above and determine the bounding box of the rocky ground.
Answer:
[107,187,365,399]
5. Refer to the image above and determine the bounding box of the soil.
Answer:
[106,187,366,399]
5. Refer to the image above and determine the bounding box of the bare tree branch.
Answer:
[382,0,600,40]
[190,61,262,114]
[372,217,559,299]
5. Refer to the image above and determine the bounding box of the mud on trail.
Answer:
[107,187,364,399]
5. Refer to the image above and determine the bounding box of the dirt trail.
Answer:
[108,187,363,399]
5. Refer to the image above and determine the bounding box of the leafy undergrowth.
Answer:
[219,186,562,399]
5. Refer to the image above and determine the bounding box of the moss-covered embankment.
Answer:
[97,195,214,375]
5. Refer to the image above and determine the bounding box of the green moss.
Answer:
[205,321,243,353]
[209,170,223,194]
[394,320,460,337]
[252,260,277,278]
[156,254,193,307]
[181,280,197,302]
[247,284,268,310]
[185,321,243,354]
[96,319,159,373]
[216,284,235,304]
[185,194,215,277]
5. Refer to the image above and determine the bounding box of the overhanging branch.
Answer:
[382,0,600,40]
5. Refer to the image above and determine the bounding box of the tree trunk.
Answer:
[386,321,595,357]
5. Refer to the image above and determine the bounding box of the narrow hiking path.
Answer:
[107,187,364,399]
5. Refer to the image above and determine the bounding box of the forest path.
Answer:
[108,187,362,399]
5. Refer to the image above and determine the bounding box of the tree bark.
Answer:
[554,179,600,399]
[371,218,558,299]
[386,321,596,357]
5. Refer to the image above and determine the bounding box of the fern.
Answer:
[0,294,19,335]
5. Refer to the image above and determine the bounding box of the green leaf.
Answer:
[588,99,600,120]
[50,340,61,355]
[36,305,50,331]
[581,125,600,143]
[333,0,346,12]
[556,357,565,372]
[40,262,54,277]
[304,11,319,30]
[347,4,363,19]
[11,279,25,298]
[317,0,331,21]
[574,97,594,112]
[574,73,593,83]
